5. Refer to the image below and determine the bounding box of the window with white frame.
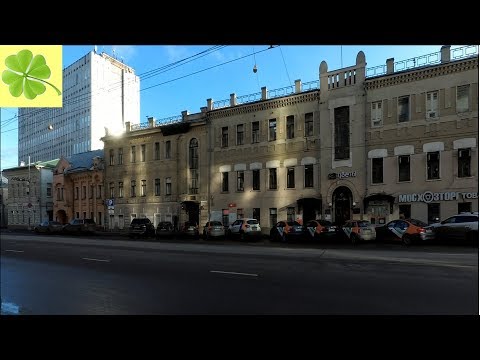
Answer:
[131,180,136,197]
[458,148,471,178]
[109,182,115,198]
[165,141,171,159]
[141,180,146,197]
[155,178,160,196]
[286,115,294,139]
[371,101,383,127]
[456,85,470,113]
[236,124,244,145]
[141,144,146,162]
[372,158,383,184]
[286,167,295,188]
[252,169,260,191]
[398,155,410,182]
[426,91,438,119]
[118,182,123,198]
[222,127,228,147]
[165,177,172,195]
[269,168,277,189]
[236,171,244,191]
[222,172,229,192]
[304,164,313,188]
[304,112,314,137]
[398,96,410,122]
[269,119,276,141]
[252,121,260,143]
[427,151,440,180]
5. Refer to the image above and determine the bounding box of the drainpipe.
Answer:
[364,83,368,221]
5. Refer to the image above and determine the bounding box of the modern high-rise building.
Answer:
[18,50,140,164]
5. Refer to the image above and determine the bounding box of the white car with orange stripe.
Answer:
[341,220,376,244]
[227,218,262,241]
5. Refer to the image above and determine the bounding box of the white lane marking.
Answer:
[82,257,110,262]
[210,270,258,277]
[5,249,24,253]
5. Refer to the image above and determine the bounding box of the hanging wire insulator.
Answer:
[253,64,257,73]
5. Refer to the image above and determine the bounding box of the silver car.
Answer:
[424,212,478,243]
[203,221,226,239]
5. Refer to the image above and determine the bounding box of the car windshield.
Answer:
[287,221,302,226]
[358,221,372,227]
[208,221,223,226]
[246,220,259,225]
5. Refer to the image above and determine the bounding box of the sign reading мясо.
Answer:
[0,45,62,107]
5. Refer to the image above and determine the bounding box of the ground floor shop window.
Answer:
[399,204,411,219]
[458,202,472,213]
[427,203,440,224]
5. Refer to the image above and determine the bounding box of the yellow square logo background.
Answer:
[0,45,62,107]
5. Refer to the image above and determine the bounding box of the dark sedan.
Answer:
[270,221,305,242]
[34,220,64,234]
[155,221,175,239]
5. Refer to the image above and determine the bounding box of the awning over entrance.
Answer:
[296,197,322,210]
[363,193,395,213]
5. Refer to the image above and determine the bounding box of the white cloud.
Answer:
[164,46,191,62]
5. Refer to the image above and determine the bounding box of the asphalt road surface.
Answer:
[1,232,478,315]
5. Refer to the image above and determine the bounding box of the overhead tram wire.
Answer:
[0,46,229,129]
[1,45,278,134]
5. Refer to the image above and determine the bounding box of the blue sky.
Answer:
[0,44,469,171]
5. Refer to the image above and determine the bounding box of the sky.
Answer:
[0,44,473,172]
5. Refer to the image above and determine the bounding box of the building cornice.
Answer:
[365,57,479,90]
[208,91,319,120]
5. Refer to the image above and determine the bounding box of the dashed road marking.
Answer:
[210,270,258,277]
[4,249,24,253]
[82,257,110,262]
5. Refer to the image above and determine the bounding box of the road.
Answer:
[1,232,478,314]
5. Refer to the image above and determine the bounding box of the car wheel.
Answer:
[402,234,412,246]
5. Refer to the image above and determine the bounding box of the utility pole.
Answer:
[28,155,31,230]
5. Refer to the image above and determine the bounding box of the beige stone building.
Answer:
[101,45,478,234]
[53,150,105,226]
[364,45,478,225]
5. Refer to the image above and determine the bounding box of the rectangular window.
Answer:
[398,96,410,122]
[90,185,94,199]
[253,208,260,224]
[141,144,146,162]
[98,212,102,225]
[141,180,146,197]
[109,182,115,198]
[83,211,86,219]
[286,115,294,139]
[131,146,136,163]
[109,149,114,165]
[427,203,440,224]
[269,208,277,228]
[287,167,295,188]
[47,183,52,197]
[237,171,244,191]
[76,212,79,219]
[427,151,440,180]
[97,185,102,199]
[287,207,295,222]
[236,124,244,145]
[398,155,410,182]
[118,182,123,198]
[372,158,383,184]
[154,142,160,160]
[458,202,472,213]
[57,188,61,201]
[82,185,86,199]
[305,112,313,137]
[237,208,244,219]
[426,91,438,119]
[222,127,229,147]
[165,177,171,195]
[456,84,470,113]
[304,164,314,188]
[190,169,198,194]
[252,121,260,143]
[222,172,229,192]
[165,141,171,159]
[458,148,471,178]
[118,148,123,165]
[131,180,136,197]
[252,169,260,191]
[269,119,276,141]
[75,187,79,200]
[269,168,277,190]
[155,178,160,196]
[334,106,350,160]
[399,204,411,219]
[371,101,383,127]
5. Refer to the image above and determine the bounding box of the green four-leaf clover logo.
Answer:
[2,49,61,100]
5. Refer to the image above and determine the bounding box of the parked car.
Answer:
[128,218,155,238]
[269,220,305,242]
[227,218,262,241]
[426,212,478,244]
[304,219,340,241]
[375,218,428,245]
[341,220,376,244]
[34,220,64,234]
[155,221,174,239]
[181,221,200,238]
[63,218,96,235]
[202,221,226,239]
